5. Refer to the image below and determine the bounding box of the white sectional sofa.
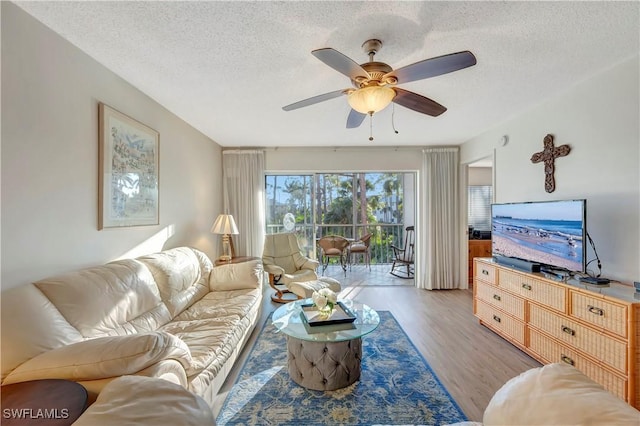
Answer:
[1,247,263,408]
[448,362,640,426]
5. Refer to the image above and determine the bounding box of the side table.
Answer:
[214,256,260,267]
[1,379,88,425]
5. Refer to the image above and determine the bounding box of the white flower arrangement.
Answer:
[312,288,338,312]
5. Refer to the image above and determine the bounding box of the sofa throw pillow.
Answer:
[210,259,263,291]
[3,331,192,384]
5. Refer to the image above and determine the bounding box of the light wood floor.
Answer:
[213,264,541,422]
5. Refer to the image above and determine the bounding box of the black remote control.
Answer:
[579,276,610,285]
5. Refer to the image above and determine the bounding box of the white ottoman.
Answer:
[287,336,362,390]
[288,277,341,299]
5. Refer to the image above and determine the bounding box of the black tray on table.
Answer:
[300,301,357,327]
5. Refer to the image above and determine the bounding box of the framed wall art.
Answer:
[98,103,159,229]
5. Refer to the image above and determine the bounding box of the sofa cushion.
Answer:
[3,331,192,384]
[1,284,84,381]
[483,362,640,425]
[34,259,171,338]
[73,375,215,426]
[175,288,261,322]
[159,317,244,378]
[137,247,212,318]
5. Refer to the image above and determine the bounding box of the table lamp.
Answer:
[210,214,239,262]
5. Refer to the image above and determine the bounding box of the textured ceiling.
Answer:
[15,1,640,148]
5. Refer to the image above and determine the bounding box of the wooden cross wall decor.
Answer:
[530,134,571,193]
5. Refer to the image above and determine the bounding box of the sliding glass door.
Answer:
[265,174,315,257]
[265,172,415,265]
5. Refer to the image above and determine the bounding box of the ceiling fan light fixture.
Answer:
[347,85,395,115]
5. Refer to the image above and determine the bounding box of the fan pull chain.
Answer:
[369,113,374,141]
[392,103,399,134]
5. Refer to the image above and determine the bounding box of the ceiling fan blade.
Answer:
[346,109,367,129]
[385,51,476,84]
[392,88,447,117]
[312,48,371,81]
[282,89,346,111]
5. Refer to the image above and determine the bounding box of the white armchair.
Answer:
[262,233,319,302]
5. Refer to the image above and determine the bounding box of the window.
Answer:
[265,174,313,234]
[265,172,409,263]
[468,185,492,231]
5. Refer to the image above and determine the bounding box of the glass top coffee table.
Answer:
[272,299,379,390]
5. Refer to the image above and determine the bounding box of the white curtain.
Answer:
[418,147,462,290]
[222,150,265,257]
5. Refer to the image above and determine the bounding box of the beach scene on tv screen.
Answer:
[492,201,584,272]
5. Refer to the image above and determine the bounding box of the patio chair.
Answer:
[349,233,373,271]
[390,226,415,279]
[317,235,349,276]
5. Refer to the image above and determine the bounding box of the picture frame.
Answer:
[98,103,159,229]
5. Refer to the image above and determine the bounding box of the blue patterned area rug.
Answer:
[217,311,467,425]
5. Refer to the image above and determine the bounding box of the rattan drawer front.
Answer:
[499,270,565,311]
[529,329,627,401]
[529,304,627,373]
[476,281,525,320]
[570,291,627,338]
[475,261,496,285]
[476,300,525,345]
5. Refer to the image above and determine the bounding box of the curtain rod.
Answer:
[222,149,265,155]
[263,145,441,153]
[221,146,458,153]
[422,147,459,153]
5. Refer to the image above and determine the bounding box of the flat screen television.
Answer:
[491,199,586,273]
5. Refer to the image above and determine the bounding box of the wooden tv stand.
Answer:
[473,258,640,409]
[468,240,491,285]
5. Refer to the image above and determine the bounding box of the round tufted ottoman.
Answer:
[272,299,380,392]
[288,277,341,299]
[286,337,362,391]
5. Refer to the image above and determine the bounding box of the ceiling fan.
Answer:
[283,39,476,130]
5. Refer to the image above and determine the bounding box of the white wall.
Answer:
[468,167,492,186]
[460,55,640,283]
[265,146,423,172]
[1,3,223,290]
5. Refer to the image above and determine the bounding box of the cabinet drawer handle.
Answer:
[522,283,532,291]
[561,325,575,336]
[482,269,489,276]
[561,355,575,366]
[587,305,604,316]
[493,315,501,323]
[493,294,501,301]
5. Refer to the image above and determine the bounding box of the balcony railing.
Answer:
[266,224,407,265]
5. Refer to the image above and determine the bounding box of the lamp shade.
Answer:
[210,214,239,235]
[347,86,395,115]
